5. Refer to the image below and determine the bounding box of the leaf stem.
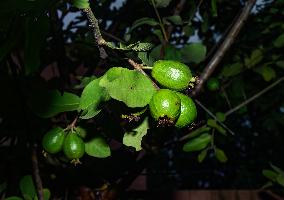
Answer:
[151,0,168,42]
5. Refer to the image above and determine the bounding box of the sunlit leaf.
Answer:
[85,136,111,158]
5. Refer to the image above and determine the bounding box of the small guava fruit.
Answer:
[207,77,220,91]
[63,132,85,160]
[42,127,65,154]
[149,89,181,126]
[175,92,197,128]
[151,60,193,91]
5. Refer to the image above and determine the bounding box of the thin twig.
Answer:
[192,0,257,96]
[151,0,168,42]
[82,8,108,59]
[31,147,44,200]
[127,59,159,90]
[225,76,284,117]
[195,99,235,135]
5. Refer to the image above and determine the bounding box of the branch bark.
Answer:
[32,147,44,200]
[82,8,108,59]
[192,0,256,96]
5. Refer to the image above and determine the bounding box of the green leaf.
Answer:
[24,15,49,75]
[5,197,23,200]
[19,175,36,200]
[164,15,183,25]
[255,66,276,81]
[221,63,243,77]
[79,78,109,119]
[131,42,154,51]
[181,43,207,64]
[123,117,149,151]
[216,112,226,122]
[0,182,7,195]
[129,17,159,32]
[187,126,211,139]
[99,67,156,108]
[215,148,228,163]
[197,149,208,163]
[26,90,80,118]
[72,0,90,9]
[85,136,111,158]
[262,169,278,181]
[74,76,97,89]
[276,175,284,187]
[154,0,172,8]
[164,45,182,61]
[244,49,263,68]
[207,119,226,135]
[43,188,51,200]
[273,34,284,48]
[183,133,212,152]
[138,52,154,67]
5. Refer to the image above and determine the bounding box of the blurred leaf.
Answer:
[197,149,208,163]
[276,61,284,69]
[216,112,226,122]
[221,63,243,77]
[123,117,149,151]
[154,0,172,8]
[85,136,111,158]
[164,45,182,61]
[26,89,80,118]
[5,197,23,200]
[99,67,156,107]
[276,175,284,187]
[0,182,6,195]
[43,188,51,200]
[273,33,284,48]
[24,15,49,75]
[255,66,276,81]
[244,49,263,68]
[207,119,226,135]
[130,17,159,32]
[211,0,218,17]
[270,164,284,175]
[74,76,97,89]
[72,0,89,9]
[187,126,211,139]
[183,133,212,152]
[181,43,207,63]
[262,169,278,181]
[215,148,228,163]
[163,15,183,25]
[79,78,109,119]
[19,175,36,200]
[183,25,194,37]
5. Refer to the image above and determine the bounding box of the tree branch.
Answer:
[192,0,256,96]
[82,8,108,59]
[32,147,44,200]
[225,76,284,117]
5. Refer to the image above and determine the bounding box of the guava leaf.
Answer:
[262,169,278,181]
[181,43,207,64]
[19,175,36,200]
[123,117,149,151]
[273,33,284,48]
[154,0,172,8]
[130,17,159,32]
[5,197,23,200]
[198,149,208,163]
[221,62,243,77]
[100,67,156,107]
[164,15,183,25]
[276,175,284,186]
[183,133,211,152]
[244,49,263,68]
[85,136,111,158]
[26,90,80,118]
[215,148,228,163]
[79,78,109,119]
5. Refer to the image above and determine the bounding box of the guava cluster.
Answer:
[42,127,85,162]
[149,60,197,128]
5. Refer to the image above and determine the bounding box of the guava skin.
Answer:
[207,78,220,91]
[42,127,65,154]
[149,89,181,125]
[151,60,192,91]
[63,133,85,160]
[175,92,197,128]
